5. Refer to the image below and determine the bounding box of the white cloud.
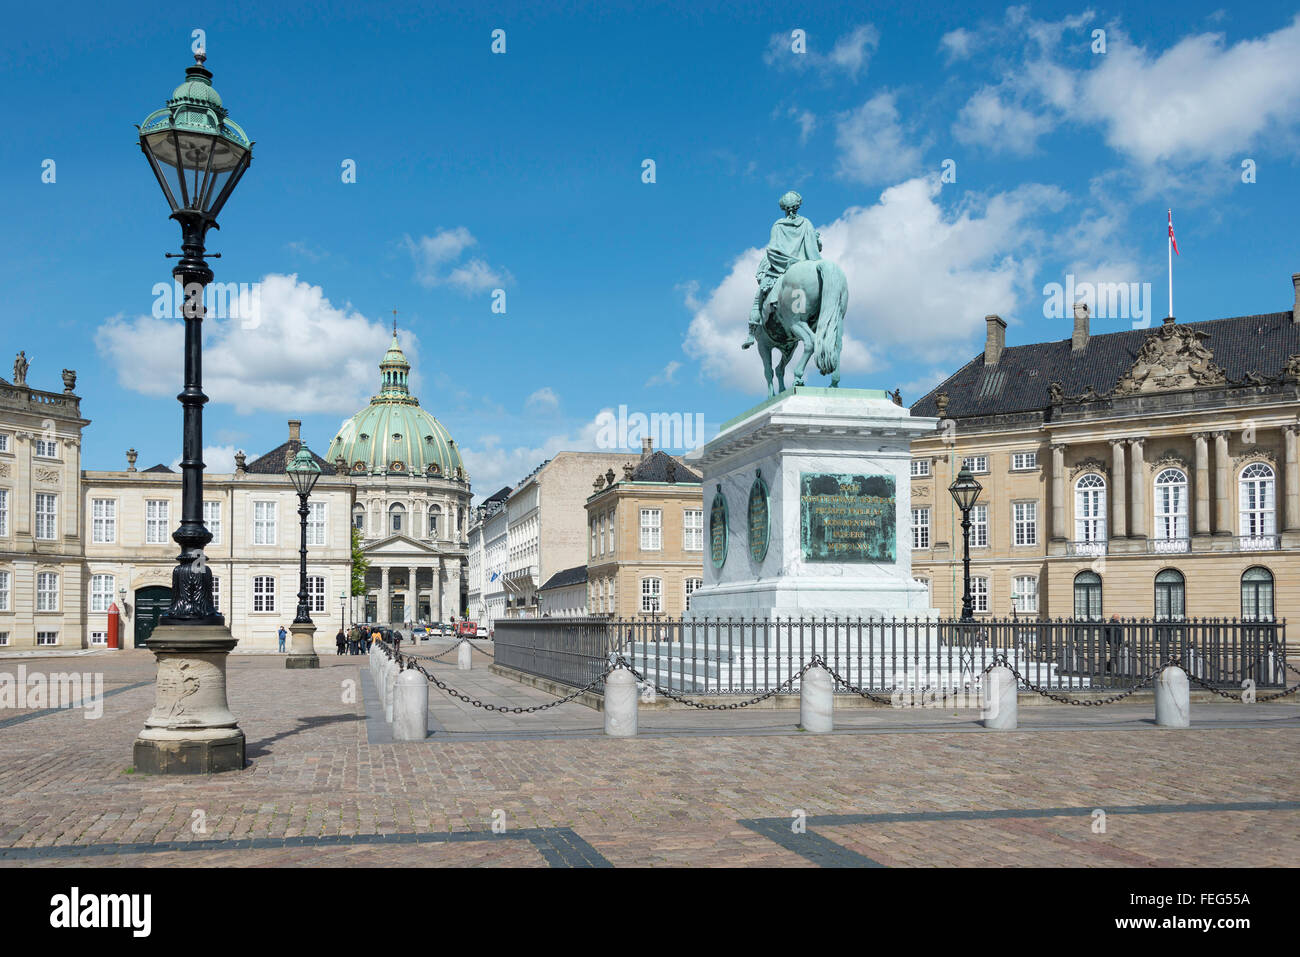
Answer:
[940,27,975,61]
[96,274,404,415]
[765,24,879,80]
[644,361,681,387]
[953,86,1056,155]
[684,176,1066,393]
[834,92,925,184]
[171,444,238,474]
[525,387,559,412]
[459,413,608,503]
[788,108,817,145]
[403,228,511,291]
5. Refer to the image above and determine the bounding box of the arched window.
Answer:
[1238,463,1276,541]
[352,504,365,531]
[1073,571,1102,621]
[1154,569,1185,621]
[1153,468,1188,545]
[1074,474,1107,544]
[1241,567,1274,621]
[428,505,441,539]
[389,503,405,533]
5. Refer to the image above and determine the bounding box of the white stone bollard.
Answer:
[982,666,1018,729]
[393,669,429,741]
[1155,665,1190,728]
[800,664,834,733]
[384,659,399,723]
[604,667,638,737]
[457,639,472,671]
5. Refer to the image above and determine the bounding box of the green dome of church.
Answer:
[325,330,467,481]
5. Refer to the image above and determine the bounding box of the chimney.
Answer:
[288,419,302,447]
[1292,273,1300,324]
[984,315,1006,365]
[641,436,653,461]
[1071,301,1090,351]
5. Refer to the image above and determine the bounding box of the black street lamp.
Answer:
[132,49,252,775]
[286,447,323,668]
[948,466,983,623]
[139,51,252,624]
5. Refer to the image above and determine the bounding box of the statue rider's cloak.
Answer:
[764,215,821,274]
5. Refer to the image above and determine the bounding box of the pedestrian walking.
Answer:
[335,628,346,655]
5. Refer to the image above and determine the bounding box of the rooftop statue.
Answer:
[742,192,848,395]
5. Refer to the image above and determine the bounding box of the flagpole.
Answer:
[1167,209,1173,318]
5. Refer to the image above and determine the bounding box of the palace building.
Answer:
[908,274,1300,622]
[0,332,470,651]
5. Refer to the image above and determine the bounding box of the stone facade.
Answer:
[910,295,1300,622]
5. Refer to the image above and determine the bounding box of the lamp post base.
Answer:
[133,623,244,774]
[286,621,319,669]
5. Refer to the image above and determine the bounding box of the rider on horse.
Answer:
[742,191,822,350]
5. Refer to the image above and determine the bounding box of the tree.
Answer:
[350,525,370,597]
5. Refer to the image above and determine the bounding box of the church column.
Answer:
[407,565,417,624]
[1108,439,1127,539]
[379,565,390,624]
[432,558,444,624]
[1051,444,1066,541]
[1213,431,1232,536]
[1283,425,1300,533]
[1193,432,1211,537]
[1128,439,1147,540]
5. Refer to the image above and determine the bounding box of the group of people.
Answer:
[335,624,382,656]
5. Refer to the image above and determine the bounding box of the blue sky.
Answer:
[4,1,1299,498]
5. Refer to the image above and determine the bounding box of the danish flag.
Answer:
[1168,209,1179,256]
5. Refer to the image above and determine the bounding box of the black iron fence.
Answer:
[492,616,1288,695]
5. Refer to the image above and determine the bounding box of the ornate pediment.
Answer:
[1113,321,1226,396]
[1149,449,1189,472]
[1285,354,1300,381]
[1070,456,1107,478]
[1233,445,1278,468]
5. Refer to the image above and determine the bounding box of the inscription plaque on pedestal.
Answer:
[709,485,729,569]
[748,471,770,564]
[799,472,895,563]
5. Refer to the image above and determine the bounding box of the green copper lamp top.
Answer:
[139,51,251,173]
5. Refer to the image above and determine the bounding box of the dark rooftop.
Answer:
[540,564,588,591]
[630,450,702,484]
[142,464,174,473]
[911,311,1300,419]
[246,441,333,475]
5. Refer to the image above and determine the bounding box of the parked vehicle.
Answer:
[456,621,478,638]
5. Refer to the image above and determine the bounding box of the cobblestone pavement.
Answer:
[0,647,1296,867]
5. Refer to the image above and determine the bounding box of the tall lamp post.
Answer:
[132,50,253,775]
[286,447,323,669]
[948,467,983,623]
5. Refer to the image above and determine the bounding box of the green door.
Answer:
[134,586,172,647]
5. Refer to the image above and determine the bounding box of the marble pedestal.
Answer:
[286,621,320,669]
[133,623,245,774]
[686,387,939,620]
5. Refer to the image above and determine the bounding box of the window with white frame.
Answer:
[253,575,276,612]
[1013,575,1038,613]
[971,504,988,547]
[0,433,8,452]
[640,509,662,551]
[36,632,58,646]
[211,575,220,612]
[1239,463,1276,538]
[962,455,989,474]
[911,507,930,549]
[0,632,10,646]
[92,498,116,544]
[307,502,327,546]
[36,572,59,611]
[0,488,9,537]
[90,631,107,646]
[253,501,277,544]
[1153,468,1188,541]
[35,493,57,540]
[146,499,170,544]
[591,518,597,558]
[608,578,615,613]
[0,570,9,611]
[971,576,989,613]
[1013,501,1038,546]
[684,577,703,611]
[597,515,605,556]
[34,438,58,458]
[90,574,115,613]
[1012,451,1038,470]
[684,509,703,551]
[1074,473,1107,543]
[204,500,221,544]
[910,459,930,477]
[607,510,614,552]
[640,577,662,613]
[308,575,326,613]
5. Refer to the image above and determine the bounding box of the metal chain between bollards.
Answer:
[403,652,608,713]
[995,654,1182,707]
[616,656,819,710]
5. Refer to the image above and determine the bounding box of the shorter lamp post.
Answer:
[948,466,983,624]
[339,590,348,636]
[286,447,322,669]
